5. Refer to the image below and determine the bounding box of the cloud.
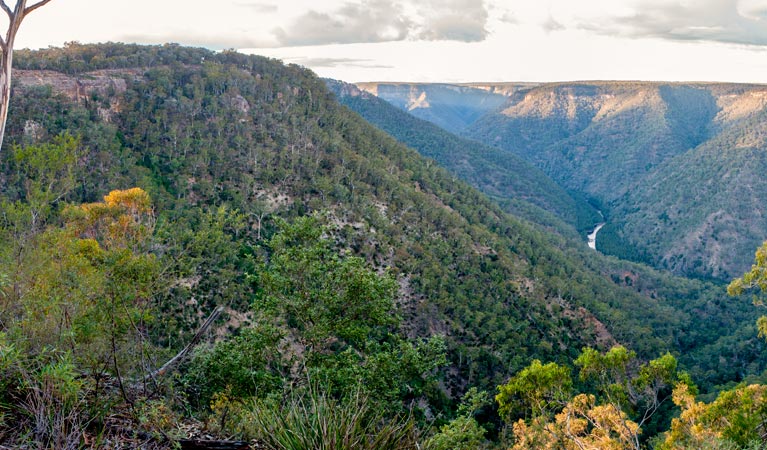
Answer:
[580,0,767,46]
[273,0,412,46]
[235,2,278,14]
[542,16,565,32]
[272,0,489,47]
[416,0,489,42]
[284,57,394,69]
[499,12,519,25]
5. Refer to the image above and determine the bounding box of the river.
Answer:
[587,223,605,250]
[587,210,605,250]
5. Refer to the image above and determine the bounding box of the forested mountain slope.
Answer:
[462,82,767,280]
[4,43,765,411]
[327,79,599,235]
[362,80,767,280]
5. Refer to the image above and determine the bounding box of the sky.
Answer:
[9,0,767,83]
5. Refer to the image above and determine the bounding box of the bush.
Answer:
[218,387,420,450]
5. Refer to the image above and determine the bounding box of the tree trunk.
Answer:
[0,5,21,153]
[143,306,223,383]
[0,0,55,152]
[0,39,13,152]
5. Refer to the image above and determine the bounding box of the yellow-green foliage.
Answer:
[729,241,767,338]
[660,383,767,449]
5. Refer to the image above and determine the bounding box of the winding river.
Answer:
[587,223,605,250]
[587,211,605,250]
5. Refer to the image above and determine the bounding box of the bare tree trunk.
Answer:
[0,0,55,152]
[0,2,22,153]
[143,306,223,383]
[0,44,13,152]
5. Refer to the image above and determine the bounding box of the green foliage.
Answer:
[501,348,687,448]
[496,360,573,421]
[183,325,284,409]
[0,181,163,444]
[728,241,767,339]
[252,215,446,413]
[576,346,682,434]
[155,205,253,344]
[424,388,490,450]
[219,388,420,450]
[3,44,767,446]
[19,355,87,449]
[660,382,767,449]
[424,415,487,450]
[7,42,758,403]
[257,215,398,350]
[1,134,81,237]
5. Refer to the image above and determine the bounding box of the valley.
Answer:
[1,43,767,449]
[359,81,767,281]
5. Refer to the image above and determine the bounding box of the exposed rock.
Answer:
[23,119,43,141]
[14,68,144,119]
[228,94,250,114]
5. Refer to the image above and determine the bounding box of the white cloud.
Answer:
[579,0,767,46]
[273,0,413,46]
[542,16,566,32]
[271,0,490,46]
[416,0,489,42]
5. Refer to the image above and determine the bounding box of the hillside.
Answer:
[363,80,767,280]
[327,79,599,235]
[464,82,767,280]
[2,43,766,446]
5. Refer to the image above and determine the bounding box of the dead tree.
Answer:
[0,0,54,151]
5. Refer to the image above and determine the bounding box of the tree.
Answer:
[0,0,54,151]
[727,241,767,339]
[424,388,490,450]
[660,383,767,449]
[496,359,573,422]
[256,215,398,353]
[499,348,685,450]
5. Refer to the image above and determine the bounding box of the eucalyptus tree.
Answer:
[0,0,54,150]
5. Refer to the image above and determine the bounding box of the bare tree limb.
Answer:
[0,1,13,20]
[143,306,223,383]
[24,0,53,15]
[0,0,54,151]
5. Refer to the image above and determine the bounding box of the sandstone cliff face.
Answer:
[355,82,509,130]
[15,69,144,122]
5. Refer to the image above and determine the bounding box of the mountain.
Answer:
[463,82,767,280]
[327,79,599,235]
[362,80,767,280]
[355,82,519,131]
[4,43,765,411]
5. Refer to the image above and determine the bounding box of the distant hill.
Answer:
[328,79,598,235]
[355,82,516,131]
[362,80,767,280]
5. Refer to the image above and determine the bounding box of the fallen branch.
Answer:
[144,306,223,383]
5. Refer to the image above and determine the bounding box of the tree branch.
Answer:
[143,306,223,383]
[0,1,13,20]
[24,0,53,15]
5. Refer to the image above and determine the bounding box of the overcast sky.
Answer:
[12,0,767,83]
